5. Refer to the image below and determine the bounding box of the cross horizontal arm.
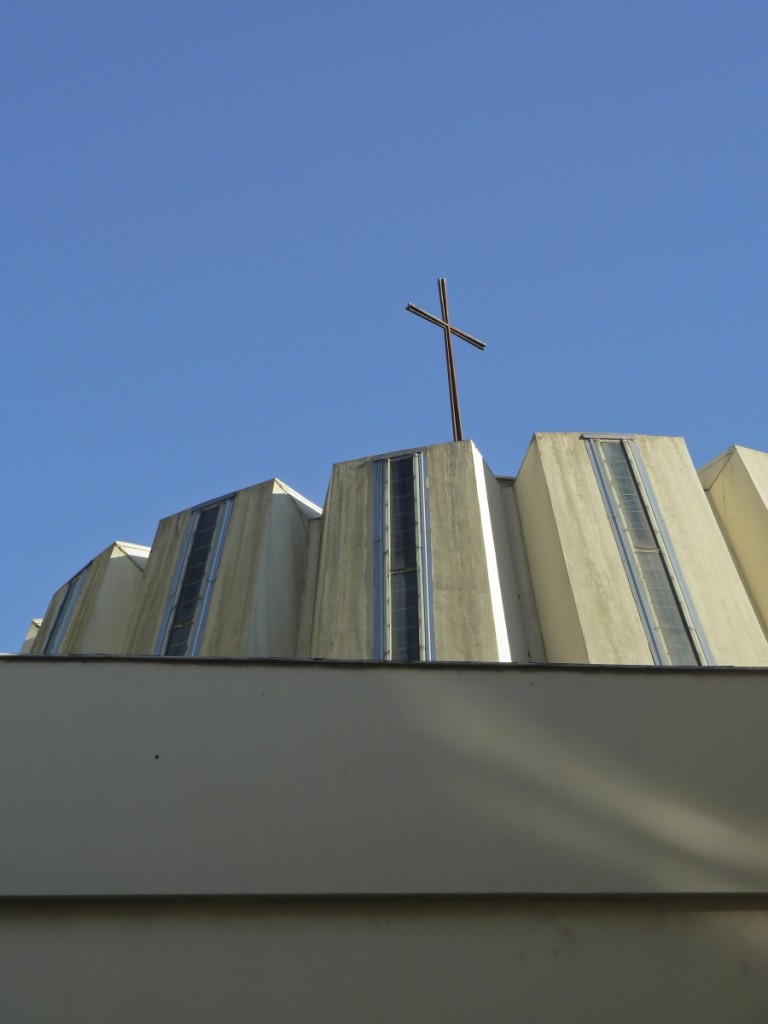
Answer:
[405,304,486,350]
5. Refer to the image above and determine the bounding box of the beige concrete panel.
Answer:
[3,898,768,1024]
[540,435,654,664]
[698,448,730,492]
[198,482,272,656]
[127,482,316,658]
[499,481,546,661]
[515,437,583,662]
[701,446,768,635]
[636,436,768,666]
[28,542,149,656]
[738,446,768,506]
[515,436,651,664]
[2,658,768,897]
[312,442,516,661]
[296,517,322,658]
[311,458,374,659]
[125,513,192,654]
[237,484,315,657]
[62,546,113,652]
[73,544,149,654]
[248,485,318,657]
[428,443,500,660]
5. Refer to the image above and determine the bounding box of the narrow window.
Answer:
[585,436,712,666]
[156,498,233,656]
[40,568,89,654]
[374,453,434,661]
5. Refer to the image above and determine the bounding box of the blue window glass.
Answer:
[374,453,434,662]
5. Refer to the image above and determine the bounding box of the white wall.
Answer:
[2,657,768,898]
[4,656,768,1022]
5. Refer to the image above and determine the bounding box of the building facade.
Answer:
[8,431,768,1021]
[26,433,768,667]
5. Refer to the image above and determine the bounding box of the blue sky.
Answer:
[2,1,767,651]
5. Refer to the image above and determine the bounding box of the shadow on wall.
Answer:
[385,667,768,894]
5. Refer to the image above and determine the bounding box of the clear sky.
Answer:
[2,1,767,651]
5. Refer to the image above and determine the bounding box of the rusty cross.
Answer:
[406,278,486,443]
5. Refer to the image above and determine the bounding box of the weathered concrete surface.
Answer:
[515,434,650,664]
[310,455,374,659]
[701,444,768,637]
[126,481,319,657]
[428,442,511,660]
[636,435,768,666]
[312,442,531,661]
[30,542,149,655]
[25,434,768,669]
[515,433,768,667]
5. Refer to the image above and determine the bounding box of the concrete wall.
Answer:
[14,429,768,1019]
[3,656,768,1021]
[3,897,767,1023]
[3,656,768,898]
[310,454,374,659]
[25,435,768,668]
[201,481,320,658]
[498,478,546,661]
[126,481,319,657]
[428,442,522,660]
[701,445,768,635]
[30,542,149,655]
[515,433,768,667]
[515,434,651,664]
[311,442,530,661]
[635,435,768,666]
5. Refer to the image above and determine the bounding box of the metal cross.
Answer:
[406,278,486,442]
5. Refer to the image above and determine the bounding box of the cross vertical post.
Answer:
[406,278,486,443]
[438,277,462,441]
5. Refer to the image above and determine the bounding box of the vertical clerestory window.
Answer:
[374,452,435,662]
[585,436,712,666]
[155,497,234,656]
[40,567,89,654]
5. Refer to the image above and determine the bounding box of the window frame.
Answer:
[373,452,435,662]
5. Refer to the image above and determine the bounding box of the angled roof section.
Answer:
[125,478,320,658]
[28,541,150,655]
